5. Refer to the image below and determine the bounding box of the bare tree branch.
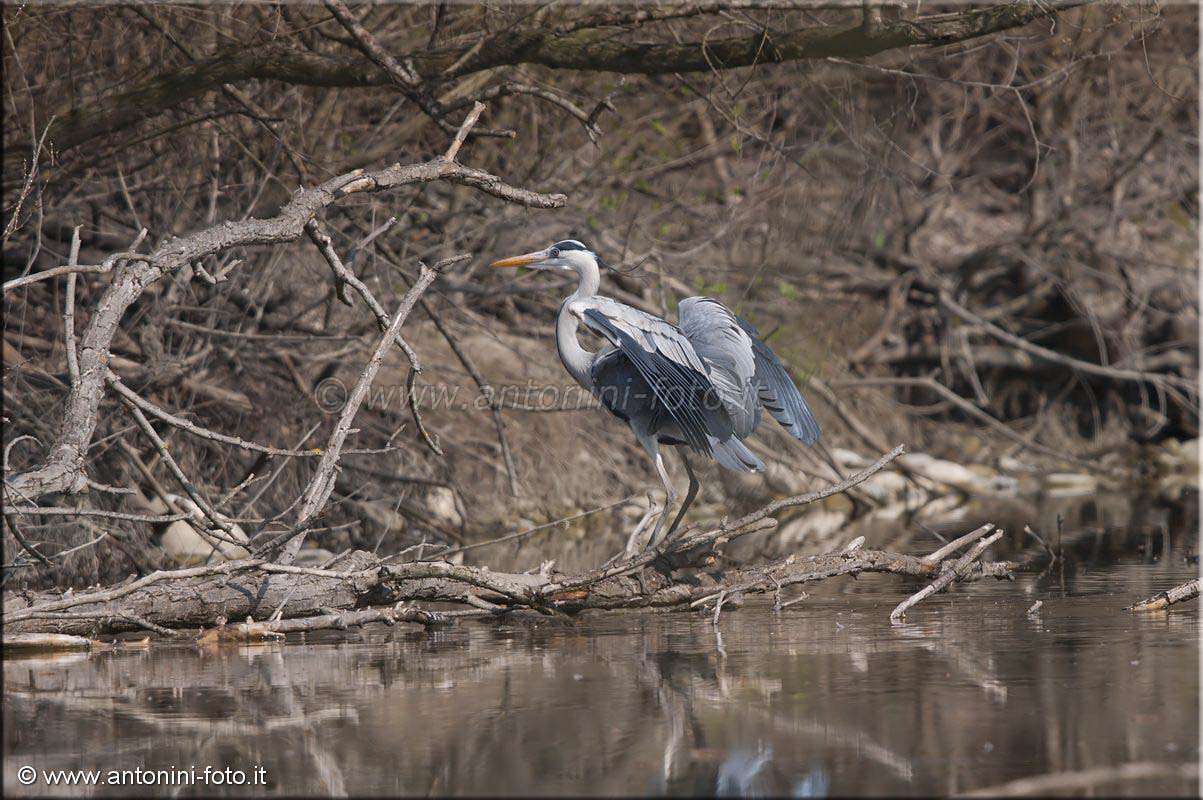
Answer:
[30,1,1090,156]
[891,529,1004,623]
[3,142,565,506]
[277,254,469,564]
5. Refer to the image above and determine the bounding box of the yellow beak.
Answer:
[491,249,548,268]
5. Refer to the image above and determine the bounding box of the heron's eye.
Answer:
[550,248,560,258]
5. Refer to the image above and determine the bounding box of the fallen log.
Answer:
[2,632,97,653]
[2,537,1016,636]
[2,553,381,635]
[0,444,1016,637]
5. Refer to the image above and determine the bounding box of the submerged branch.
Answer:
[1127,578,1201,611]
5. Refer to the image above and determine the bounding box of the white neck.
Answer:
[555,255,601,389]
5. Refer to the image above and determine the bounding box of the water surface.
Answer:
[4,498,1199,797]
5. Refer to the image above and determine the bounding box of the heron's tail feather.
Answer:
[709,436,764,473]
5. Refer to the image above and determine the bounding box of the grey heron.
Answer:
[492,239,820,550]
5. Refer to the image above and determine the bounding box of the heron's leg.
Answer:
[614,502,657,564]
[664,449,699,540]
[646,447,679,550]
[618,434,670,561]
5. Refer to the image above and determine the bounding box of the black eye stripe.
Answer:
[552,240,588,252]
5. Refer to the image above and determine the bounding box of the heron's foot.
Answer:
[640,522,674,555]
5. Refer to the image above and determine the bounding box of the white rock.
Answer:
[998,455,1037,474]
[915,493,969,522]
[762,460,809,496]
[1045,473,1099,497]
[425,486,463,528]
[292,548,337,567]
[1155,438,1199,473]
[830,448,870,470]
[160,520,249,566]
[868,501,913,521]
[978,473,1020,496]
[857,470,918,505]
[776,508,850,549]
[898,454,984,493]
[153,494,249,566]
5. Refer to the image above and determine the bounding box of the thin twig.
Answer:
[2,113,55,244]
[62,226,82,387]
[304,218,422,367]
[3,511,53,567]
[940,291,1194,391]
[450,85,602,142]
[115,394,247,548]
[406,368,443,456]
[106,371,331,458]
[322,0,509,139]
[278,254,467,564]
[3,244,146,294]
[835,376,1098,468]
[922,523,996,564]
[427,495,636,560]
[1023,524,1058,562]
[418,293,520,496]
[444,101,484,162]
[1,506,192,523]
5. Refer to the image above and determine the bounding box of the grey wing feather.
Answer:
[709,435,765,472]
[587,297,712,374]
[735,316,821,445]
[576,301,734,455]
[677,297,760,437]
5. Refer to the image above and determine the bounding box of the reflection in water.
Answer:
[714,746,772,797]
[791,768,829,798]
[3,501,1199,797]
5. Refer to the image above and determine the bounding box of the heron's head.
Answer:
[491,239,606,273]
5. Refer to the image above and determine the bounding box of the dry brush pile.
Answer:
[1,2,1197,632]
